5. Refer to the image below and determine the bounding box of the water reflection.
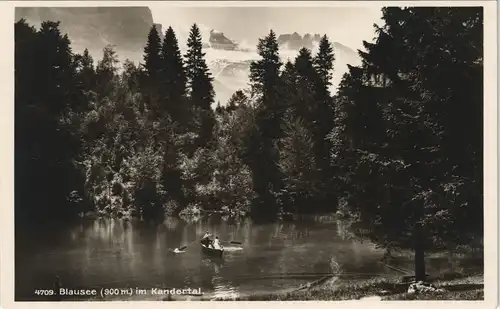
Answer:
[16,214,414,300]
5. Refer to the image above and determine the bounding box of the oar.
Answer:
[173,237,204,252]
[169,245,188,254]
[227,241,242,245]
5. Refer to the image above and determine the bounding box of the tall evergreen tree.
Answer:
[184,23,215,145]
[143,25,162,80]
[280,60,298,96]
[293,47,317,120]
[313,37,336,149]
[155,27,188,212]
[250,29,284,138]
[16,20,86,224]
[279,60,299,115]
[330,7,483,281]
[185,23,214,110]
[142,25,162,118]
[314,35,335,96]
[312,36,337,185]
[160,26,187,122]
[293,47,334,210]
[246,30,284,221]
[15,19,40,224]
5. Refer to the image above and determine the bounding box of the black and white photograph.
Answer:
[4,1,497,304]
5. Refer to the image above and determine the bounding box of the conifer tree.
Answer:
[330,7,483,281]
[160,26,187,122]
[142,25,162,118]
[278,61,298,113]
[292,47,334,211]
[293,47,317,120]
[250,30,281,104]
[184,23,215,145]
[249,29,283,138]
[15,19,41,224]
[314,35,335,96]
[185,23,214,110]
[16,20,86,223]
[143,25,162,80]
[247,30,284,220]
[281,61,298,92]
[313,36,336,178]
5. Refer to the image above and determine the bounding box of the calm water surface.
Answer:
[15,214,472,300]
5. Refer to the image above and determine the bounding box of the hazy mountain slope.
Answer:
[206,39,361,104]
[15,7,361,105]
[15,7,154,56]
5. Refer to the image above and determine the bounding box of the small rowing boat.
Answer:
[200,243,224,258]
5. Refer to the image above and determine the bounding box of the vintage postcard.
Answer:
[1,1,497,308]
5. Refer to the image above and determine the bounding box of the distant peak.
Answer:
[277,32,322,50]
[209,29,238,51]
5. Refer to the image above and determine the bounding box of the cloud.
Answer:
[150,6,383,51]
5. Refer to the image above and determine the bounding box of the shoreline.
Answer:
[219,273,484,301]
[155,264,484,301]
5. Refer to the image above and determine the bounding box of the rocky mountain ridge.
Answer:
[15,7,361,104]
[277,32,322,50]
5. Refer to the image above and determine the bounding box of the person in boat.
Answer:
[201,231,212,246]
[212,236,223,250]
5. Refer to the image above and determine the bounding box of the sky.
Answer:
[150,6,384,51]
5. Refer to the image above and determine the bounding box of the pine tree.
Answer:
[293,47,317,120]
[185,23,214,110]
[314,35,335,95]
[330,7,483,281]
[143,25,162,80]
[141,25,162,118]
[160,26,187,122]
[313,36,336,178]
[250,30,282,103]
[279,61,298,113]
[281,60,298,88]
[249,29,284,139]
[15,19,40,224]
[16,20,86,223]
[246,30,284,221]
[294,47,334,210]
[184,23,215,145]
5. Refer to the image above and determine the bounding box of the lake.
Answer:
[14,214,475,301]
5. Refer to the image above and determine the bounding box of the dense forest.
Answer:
[15,7,483,281]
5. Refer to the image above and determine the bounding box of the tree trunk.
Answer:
[414,223,426,282]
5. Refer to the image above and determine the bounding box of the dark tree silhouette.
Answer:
[159,26,188,122]
[185,23,215,146]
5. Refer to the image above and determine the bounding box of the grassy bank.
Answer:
[225,273,483,301]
